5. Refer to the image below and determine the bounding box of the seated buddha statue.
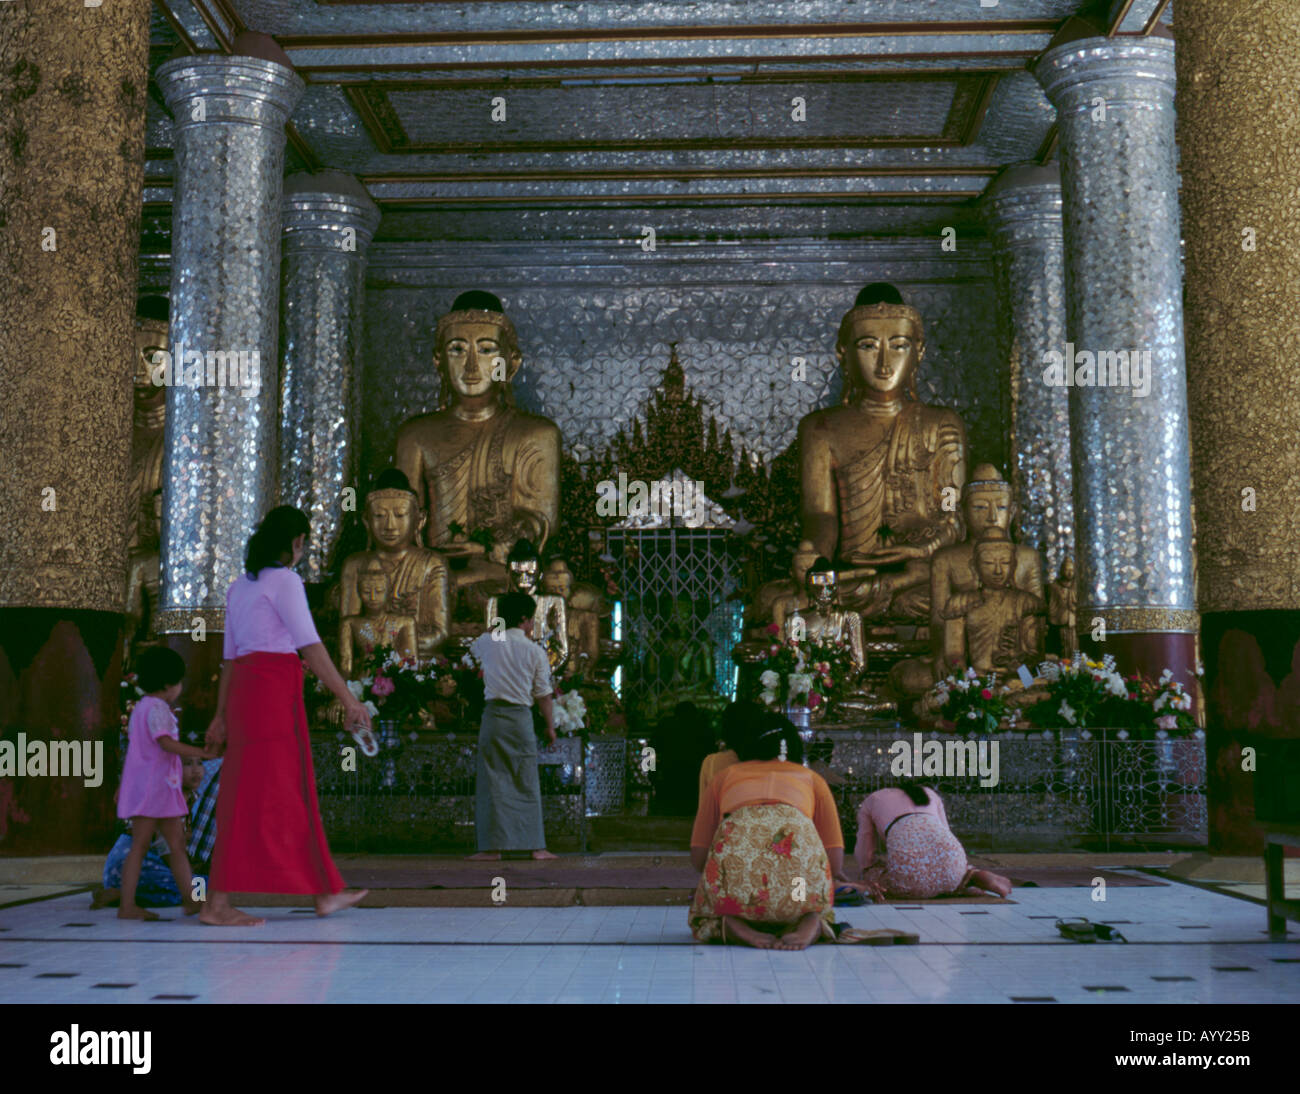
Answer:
[339,559,420,678]
[892,464,1046,695]
[338,469,451,662]
[779,557,866,673]
[394,290,561,628]
[541,558,605,677]
[485,539,568,672]
[941,529,1044,677]
[646,597,720,716]
[798,283,968,620]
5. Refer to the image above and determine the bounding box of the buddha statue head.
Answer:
[805,556,838,611]
[507,537,540,594]
[791,539,820,587]
[434,290,522,410]
[837,282,925,405]
[365,469,425,553]
[1057,556,1075,584]
[964,463,1016,537]
[973,528,1016,591]
[357,558,391,615]
[135,296,169,408]
[541,558,574,601]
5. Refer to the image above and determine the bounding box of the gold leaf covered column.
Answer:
[1177,0,1300,852]
[0,0,152,851]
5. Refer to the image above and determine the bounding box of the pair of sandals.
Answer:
[1055,917,1128,943]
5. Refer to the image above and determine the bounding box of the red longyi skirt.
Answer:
[210,652,344,894]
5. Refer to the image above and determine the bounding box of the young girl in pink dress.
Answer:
[117,646,212,920]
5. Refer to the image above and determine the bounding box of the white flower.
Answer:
[415,674,426,683]
[1195,660,1205,677]
[1153,693,1168,712]
[346,680,364,700]
[965,667,978,680]
[759,670,780,690]
[1058,701,1077,726]
[1174,694,1192,712]
[955,678,970,691]
[965,709,979,720]
[1159,668,1173,683]
[1105,673,1128,698]
[760,689,777,707]
[364,700,379,718]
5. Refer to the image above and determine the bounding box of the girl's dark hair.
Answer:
[719,698,763,754]
[245,505,311,579]
[896,779,933,807]
[738,710,804,765]
[136,645,185,693]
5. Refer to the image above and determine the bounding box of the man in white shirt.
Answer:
[468,591,558,860]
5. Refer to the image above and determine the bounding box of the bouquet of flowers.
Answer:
[1021,653,1197,736]
[753,623,857,714]
[932,666,1013,733]
[343,645,442,727]
[552,690,587,736]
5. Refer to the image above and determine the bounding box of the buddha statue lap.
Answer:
[338,470,451,663]
[797,283,968,622]
[394,291,561,631]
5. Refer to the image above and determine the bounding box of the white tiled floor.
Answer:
[0,875,1295,1004]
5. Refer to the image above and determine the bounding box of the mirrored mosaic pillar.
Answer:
[154,39,304,637]
[1035,34,1198,690]
[1178,0,1300,851]
[279,172,381,582]
[982,163,1073,579]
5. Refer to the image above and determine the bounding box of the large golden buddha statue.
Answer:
[338,469,451,663]
[798,283,968,619]
[124,297,170,652]
[394,291,561,622]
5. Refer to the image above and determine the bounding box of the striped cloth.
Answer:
[186,758,222,867]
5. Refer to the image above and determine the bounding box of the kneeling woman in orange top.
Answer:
[689,711,849,950]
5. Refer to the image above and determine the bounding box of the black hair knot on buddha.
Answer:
[853,282,906,308]
[373,468,416,494]
[451,290,505,313]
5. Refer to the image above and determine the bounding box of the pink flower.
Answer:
[770,644,780,655]
[1155,714,1178,730]
[808,691,822,708]
[765,623,781,636]
[980,688,992,700]
[371,675,395,697]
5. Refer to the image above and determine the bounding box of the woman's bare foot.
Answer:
[531,849,557,860]
[91,887,120,910]
[467,851,501,860]
[117,907,160,921]
[721,915,775,949]
[182,899,203,916]
[772,913,823,951]
[315,889,369,917]
[970,869,1013,898]
[198,906,266,927]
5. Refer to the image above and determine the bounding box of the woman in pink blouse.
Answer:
[853,782,1012,901]
[201,506,373,927]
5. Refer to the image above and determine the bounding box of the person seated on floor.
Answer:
[649,701,716,816]
[852,780,1012,901]
[93,754,219,909]
[697,698,763,807]
[688,711,855,951]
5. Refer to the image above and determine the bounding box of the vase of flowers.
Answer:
[753,624,856,721]
[343,645,443,734]
[932,667,1012,733]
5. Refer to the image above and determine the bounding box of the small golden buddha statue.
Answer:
[798,283,968,619]
[340,559,420,677]
[779,558,866,674]
[541,558,605,676]
[338,470,451,661]
[486,539,568,671]
[941,529,1044,677]
[394,290,561,622]
[124,299,170,651]
[758,539,821,638]
[1048,557,1078,657]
